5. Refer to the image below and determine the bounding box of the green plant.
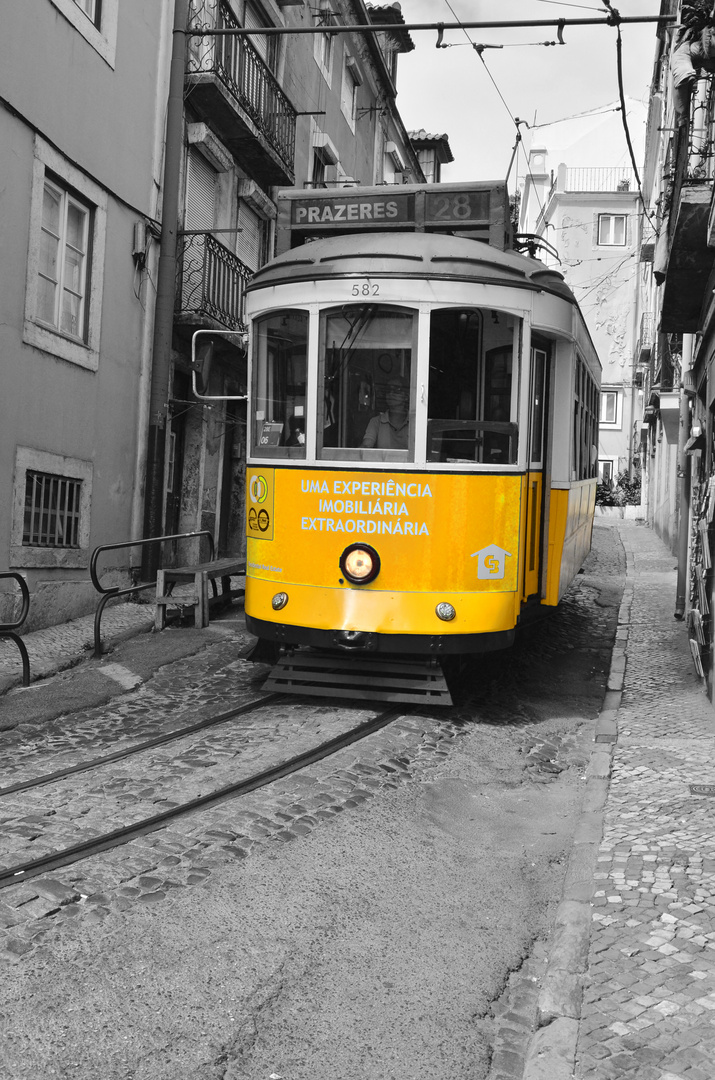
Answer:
[596,470,641,506]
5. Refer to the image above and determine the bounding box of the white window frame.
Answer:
[597,213,627,247]
[310,129,339,186]
[11,447,93,569]
[73,0,100,25]
[314,1,335,83]
[24,137,107,372]
[599,388,622,428]
[340,54,361,130]
[50,0,118,67]
[598,457,618,484]
[37,179,91,342]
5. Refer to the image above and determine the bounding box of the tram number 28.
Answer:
[426,191,487,223]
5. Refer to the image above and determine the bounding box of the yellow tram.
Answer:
[241,184,600,694]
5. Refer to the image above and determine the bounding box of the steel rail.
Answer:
[0,693,280,798]
[186,16,675,37]
[0,704,405,889]
[0,572,31,687]
[90,529,215,657]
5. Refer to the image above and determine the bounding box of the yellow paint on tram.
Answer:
[246,467,527,636]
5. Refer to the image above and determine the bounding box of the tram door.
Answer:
[522,346,548,600]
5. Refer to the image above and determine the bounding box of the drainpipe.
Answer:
[141,0,190,582]
[675,334,694,619]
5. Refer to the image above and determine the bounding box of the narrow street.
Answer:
[0,523,624,1080]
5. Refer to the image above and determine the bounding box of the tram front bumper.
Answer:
[245,578,520,654]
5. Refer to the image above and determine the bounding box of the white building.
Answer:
[519,99,647,485]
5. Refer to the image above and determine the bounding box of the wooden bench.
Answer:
[155,558,246,630]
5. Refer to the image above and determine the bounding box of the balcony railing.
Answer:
[176,232,251,331]
[562,167,637,192]
[546,167,638,203]
[187,0,296,175]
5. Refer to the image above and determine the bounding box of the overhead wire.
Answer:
[534,1,604,9]
[569,252,638,301]
[440,0,547,220]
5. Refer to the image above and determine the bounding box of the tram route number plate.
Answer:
[689,783,715,796]
[425,190,490,224]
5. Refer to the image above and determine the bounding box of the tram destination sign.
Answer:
[276,182,510,253]
[291,192,415,227]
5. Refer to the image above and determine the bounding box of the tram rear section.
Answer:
[237,185,601,695]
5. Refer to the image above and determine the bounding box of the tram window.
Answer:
[427,309,519,465]
[572,357,598,480]
[530,348,547,465]
[251,310,308,459]
[318,305,416,461]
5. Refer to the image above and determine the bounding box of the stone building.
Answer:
[519,100,646,489]
[0,0,433,630]
[637,0,715,696]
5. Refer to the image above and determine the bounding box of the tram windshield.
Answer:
[318,305,416,461]
[427,308,519,465]
[249,304,521,465]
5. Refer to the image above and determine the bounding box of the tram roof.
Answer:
[246,232,577,305]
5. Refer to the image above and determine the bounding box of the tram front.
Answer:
[242,231,592,663]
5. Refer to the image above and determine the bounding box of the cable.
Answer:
[611,21,658,230]
[534,0,603,8]
[441,0,548,218]
[532,104,623,127]
[570,253,637,301]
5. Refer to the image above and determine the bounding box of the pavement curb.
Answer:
[522,526,633,1080]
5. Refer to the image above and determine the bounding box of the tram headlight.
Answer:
[272,592,289,610]
[436,602,456,622]
[339,543,380,585]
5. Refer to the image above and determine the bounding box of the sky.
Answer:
[395,0,661,187]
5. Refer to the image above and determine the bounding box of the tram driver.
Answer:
[360,376,410,449]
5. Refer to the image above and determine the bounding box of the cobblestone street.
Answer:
[2,521,714,1080]
[572,527,715,1080]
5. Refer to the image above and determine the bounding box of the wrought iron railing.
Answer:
[187,0,297,168]
[176,232,251,330]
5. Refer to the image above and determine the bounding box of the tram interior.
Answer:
[427,308,518,464]
[251,305,519,463]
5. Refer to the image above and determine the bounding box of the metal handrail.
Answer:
[0,572,31,687]
[90,531,215,657]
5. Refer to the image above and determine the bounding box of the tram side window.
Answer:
[427,309,519,464]
[572,357,598,480]
[318,305,416,461]
[251,311,308,458]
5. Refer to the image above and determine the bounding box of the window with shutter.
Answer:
[185,149,217,231]
[237,201,267,271]
[245,1,278,71]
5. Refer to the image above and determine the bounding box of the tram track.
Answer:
[0,701,406,889]
[0,692,281,797]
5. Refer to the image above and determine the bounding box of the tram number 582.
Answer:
[351,281,380,296]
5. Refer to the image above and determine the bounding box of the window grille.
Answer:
[23,471,82,548]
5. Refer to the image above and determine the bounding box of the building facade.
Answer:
[519,102,646,490]
[0,0,172,629]
[637,0,715,695]
[1,0,433,630]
